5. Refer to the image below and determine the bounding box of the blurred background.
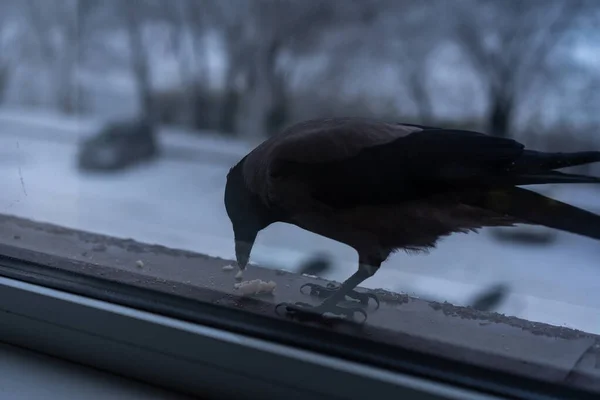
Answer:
[1,0,600,332]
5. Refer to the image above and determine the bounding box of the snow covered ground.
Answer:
[1,109,600,334]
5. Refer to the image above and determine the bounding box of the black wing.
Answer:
[277,127,600,209]
[274,128,522,208]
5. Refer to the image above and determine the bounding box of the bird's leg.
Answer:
[300,278,380,309]
[287,216,382,308]
[318,264,377,307]
[300,253,381,308]
[277,263,380,323]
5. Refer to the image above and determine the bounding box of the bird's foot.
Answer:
[275,301,368,323]
[300,282,380,309]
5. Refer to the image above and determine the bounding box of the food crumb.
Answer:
[222,264,235,271]
[235,270,244,281]
[234,279,277,295]
[135,260,144,268]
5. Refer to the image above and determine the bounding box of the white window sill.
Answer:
[0,213,598,399]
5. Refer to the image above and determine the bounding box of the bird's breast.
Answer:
[325,200,514,250]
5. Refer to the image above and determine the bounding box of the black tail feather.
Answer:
[469,187,600,241]
[515,150,600,173]
[514,171,600,186]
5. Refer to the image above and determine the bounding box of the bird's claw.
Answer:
[275,301,368,323]
[299,282,336,298]
[299,283,380,309]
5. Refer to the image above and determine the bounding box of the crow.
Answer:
[224,117,600,321]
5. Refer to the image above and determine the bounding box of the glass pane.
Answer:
[1,0,599,395]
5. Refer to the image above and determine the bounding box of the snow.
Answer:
[0,107,252,158]
[1,109,600,334]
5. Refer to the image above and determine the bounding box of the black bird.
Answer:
[224,117,600,321]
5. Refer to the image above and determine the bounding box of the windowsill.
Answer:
[1,213,599,397]
[0,342,195,400]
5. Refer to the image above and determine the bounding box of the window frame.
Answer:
[0,218,598,400]
[0,275,505,400]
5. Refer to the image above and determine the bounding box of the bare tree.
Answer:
[0,13,19,104]
[123,2,152,124]
[19,0,113,113]
[22,0,86,113]
[0,1,28,106]
[115,0,168,125]
[298,0,443,124]
[160,0,216,129]
[378,0,448,123]
[215,0,365,138]
[453,0,584,137]
[0,58,8,104]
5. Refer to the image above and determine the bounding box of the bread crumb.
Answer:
[235,270,244,281]
[234,279,277,295]
[222,264,235,271]
[135,260,144,268]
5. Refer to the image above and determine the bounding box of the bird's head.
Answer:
[224,159,274,270]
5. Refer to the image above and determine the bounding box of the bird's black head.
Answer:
[224,158,276,270]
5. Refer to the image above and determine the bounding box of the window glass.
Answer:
[1,0,599,394]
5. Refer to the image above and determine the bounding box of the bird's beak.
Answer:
[234,235,256,270]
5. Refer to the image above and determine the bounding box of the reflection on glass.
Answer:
[1,0,599,393]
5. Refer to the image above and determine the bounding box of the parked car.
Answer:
[78,119,159,172]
